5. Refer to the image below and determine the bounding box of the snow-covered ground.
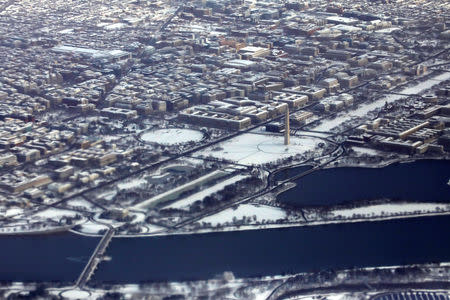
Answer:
[4,207,23,218]
[130,211,146,223]
[141,128,203,145]
[295,293,351,300]
[33,208,79,220]
[254,289,273,300]
[144,224,165,234]
[311,72,450,132]
[117,178,146,190]
[164,174,249,210]
[195,133,323,165]
[96,190,117,201]
[133,170,228,209]
[66,198,103,212]
[294,130,333,138]
[350,146,380,156]
[76,221,109,234]
[332,203,450,218]
[93,213,120,225]
[312,113,353,132]
[60,289,91,299]
[199,204,286,226]
[376,27,401,33]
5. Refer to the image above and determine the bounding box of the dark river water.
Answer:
[92,215,450,283]
[0,233,98,282]
[277,159,450,206]
[0,160,449,283]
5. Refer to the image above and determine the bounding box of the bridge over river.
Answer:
[76,228,115,287]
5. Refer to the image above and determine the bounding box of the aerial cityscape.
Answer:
[0,0,449,298]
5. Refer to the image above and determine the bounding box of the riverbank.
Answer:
[88,215,450,283]
[4,262,450,300]
[2,214,450,286]
[265,261,450,300]
[2,157,448,238]
[98,208,450,238]
[329,154,450,171]
[53,157,450,238]
[0,224,75,236]
[277,158,449,205]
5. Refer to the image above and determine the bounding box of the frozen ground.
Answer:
[117,178,146,190]
[295,294,350,300]
[133,170,228,209]
[195,133,323,165]
[254,290,273,300]
[332,203,450,218]
[96,190,117,201]
[4,207,23,217]
[199,204,286,226]
[66,198,103,212]
[294,130,333,138]
[60,290,90,299]
[76,221,109,234]
[33,208,79,220]
[130,211,146,223]
[311,72,450,132]
[141,128,203,145]
[350,146,380,156]
[144,224,165,233]
[164,174,248,210]
[311,113,351,132]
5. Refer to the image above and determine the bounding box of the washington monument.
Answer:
[284,107,290,145]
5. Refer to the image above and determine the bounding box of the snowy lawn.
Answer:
[141,128,203,145]
[164,174,249,210]
[96,190,117,201]
[194,133,323,165]
[199,204,286,226]
[76,221,109,234]
[332,203,450,218]
[132,212,146,223]
[117,178,146,190]
[145,224,165,233]
[350,146,380,156]
[4,208,23,218]
[134,170,228,209]
[33,208,79,220]
[60,290,91,299]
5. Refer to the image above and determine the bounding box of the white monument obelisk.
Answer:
[284,107,290,146]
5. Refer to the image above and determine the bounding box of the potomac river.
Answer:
[0,159,448,283]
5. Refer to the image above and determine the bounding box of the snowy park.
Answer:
[141,128,204,145]
[194,133,325,165]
